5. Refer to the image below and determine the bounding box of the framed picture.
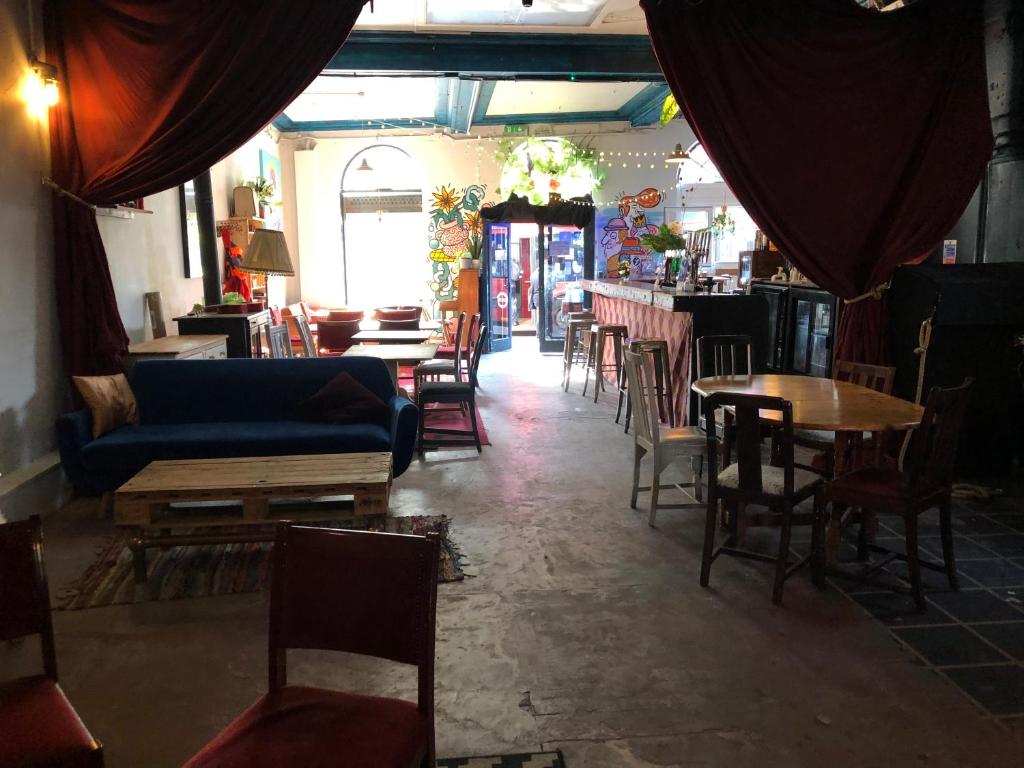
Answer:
[259,149,283,230]
[179,179,203,278]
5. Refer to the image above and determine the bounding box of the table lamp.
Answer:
[237,229,295,276]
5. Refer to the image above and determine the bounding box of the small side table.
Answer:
[124,335,227,371]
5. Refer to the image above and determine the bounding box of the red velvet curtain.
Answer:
[640,0,992,363]
[44,0,367,375]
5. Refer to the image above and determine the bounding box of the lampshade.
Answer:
[356,158,373,171]
[237,229,294,276]
[665,143,689,164]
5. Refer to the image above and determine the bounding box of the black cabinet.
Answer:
[785,288,837,378]
[174,310,271,359]
[748,282,788,372]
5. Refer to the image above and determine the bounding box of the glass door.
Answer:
[482,221,513,352]
[537,225,586,353]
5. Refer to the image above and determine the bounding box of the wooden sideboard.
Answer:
[124,335,228,370]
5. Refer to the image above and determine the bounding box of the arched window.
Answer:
[340,145,424,310]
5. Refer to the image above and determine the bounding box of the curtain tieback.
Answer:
[844,281,891,305]
[898,309,936,470]
[42,177,96,211]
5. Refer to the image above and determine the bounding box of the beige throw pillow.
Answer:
[73,373,140,438]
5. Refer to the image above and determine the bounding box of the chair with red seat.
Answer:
[185,524,440,768]
[0,515,104,768]
[830,378,974,611]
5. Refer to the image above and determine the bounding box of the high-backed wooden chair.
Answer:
[418,326,488,454]
[0,516,104,768]
[185,524,440,768]
[794,360,896,475]
[293,315,317,357]
[830,379,974,611]
[700,393,827,605]
[624,348,705,527]
[414,312,466,396]
[265,324,292,359]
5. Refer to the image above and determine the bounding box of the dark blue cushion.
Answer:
[80,421,391,476]
[130,357,396,425]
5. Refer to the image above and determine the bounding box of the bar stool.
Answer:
[561,312,596,392]
[616,338,675,432]
[583,323,628,403]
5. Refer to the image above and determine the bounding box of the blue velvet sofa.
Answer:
[57,357,418,495]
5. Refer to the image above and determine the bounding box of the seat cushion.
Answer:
[292,372,388,425]
[0,676,101,768]
[416,359,455,375]
[658,426,705,446]
[717,463,822,497]
[80,421,391,474]
[830,465,928,513]
[184,686,428,768]
[419,381,471,398]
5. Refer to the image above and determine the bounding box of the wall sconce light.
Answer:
[23,57,59,118]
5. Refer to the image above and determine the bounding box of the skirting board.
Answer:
[0,451,71,522]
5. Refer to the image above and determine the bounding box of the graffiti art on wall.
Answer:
[427,183,487,311]
[596,187,664,276]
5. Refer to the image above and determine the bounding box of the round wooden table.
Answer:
[691,374,924,560]
[691,374,924,434]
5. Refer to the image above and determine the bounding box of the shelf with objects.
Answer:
[480,194,596,354]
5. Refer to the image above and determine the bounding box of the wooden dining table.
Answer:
[691,374,924,558]
[352,329,434,345]
[343,343,438,386]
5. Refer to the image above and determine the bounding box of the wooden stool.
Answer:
[616,338,675,432]
[583,323,628,403]
[562,312,596,392]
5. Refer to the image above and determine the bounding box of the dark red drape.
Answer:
[44,0,367,375]
[640,0,992,363]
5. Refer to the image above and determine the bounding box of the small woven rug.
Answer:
[57,515,464,610]
[422,403,492,446]
[437,752,565,767]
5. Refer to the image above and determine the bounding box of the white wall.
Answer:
[0,0,65,501]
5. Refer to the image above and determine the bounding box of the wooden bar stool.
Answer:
[583,323,628,403]
[561,312,596,392]
[616,338,674,432]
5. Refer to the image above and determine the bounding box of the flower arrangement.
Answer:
[244,176,275,206]
[639,222,685,253]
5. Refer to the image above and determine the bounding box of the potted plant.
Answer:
[640,222,686,284]
[464,230,483,269]
[244,176,275,218]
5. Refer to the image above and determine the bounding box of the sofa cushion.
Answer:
[293,372,388,425]
[80,421,391,474]
[72,373,139,438]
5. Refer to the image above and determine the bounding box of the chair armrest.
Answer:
[388,394,419,478]
[56,409,102,495]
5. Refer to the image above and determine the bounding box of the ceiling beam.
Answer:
[619,83,672,127]
[325,31,663,81]
[448,78,482,133]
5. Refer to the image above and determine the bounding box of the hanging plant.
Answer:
[496,137,604,205]
[659,93,681,127]
[710,207,736,238]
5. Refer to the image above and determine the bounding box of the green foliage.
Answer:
[639,223,685,253]
[222,291,246,304]
[244,176,275,204]
[659,94,680,127]
[710,210,736,238]
[495,137,604,205]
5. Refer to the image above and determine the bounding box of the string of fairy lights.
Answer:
[351,118,693,209]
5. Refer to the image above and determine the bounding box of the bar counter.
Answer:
[581,278,769,425]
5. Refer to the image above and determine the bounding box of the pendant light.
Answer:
[356,157,373,172]
[665,143,689,164]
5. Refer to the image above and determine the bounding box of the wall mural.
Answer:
[596,187,664,276]
[427,183,487,312]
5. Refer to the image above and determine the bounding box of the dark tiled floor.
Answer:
[832,491,1024,727]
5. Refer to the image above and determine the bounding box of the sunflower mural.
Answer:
[427,183,487,312]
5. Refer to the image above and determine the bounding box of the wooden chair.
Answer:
[265,324,292,359]
[418,326,488,454]
[617,338,674,433]
[699,393,828,605]
[184,523,440,768]
[695,334,754,461]
[794,360,896,475]
[293,315,317,357]
[829,379,974,611]
[624,348,705,527]
[414,312,466,396]
[0,516,104,768]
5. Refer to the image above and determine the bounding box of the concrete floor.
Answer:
[4,339,1023,766]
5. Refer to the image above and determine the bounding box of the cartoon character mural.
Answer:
[597,187,664,275]
[427,183,487,312]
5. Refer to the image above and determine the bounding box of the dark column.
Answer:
[983,0,1024,263]
[194,170,222,304]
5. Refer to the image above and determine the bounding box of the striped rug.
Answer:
[57,515,464,610]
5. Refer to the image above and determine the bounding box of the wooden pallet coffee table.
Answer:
[114,452,392,582]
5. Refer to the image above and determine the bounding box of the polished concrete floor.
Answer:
[4,340,1023,766]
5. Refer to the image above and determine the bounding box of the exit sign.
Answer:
[503,125,526,135]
